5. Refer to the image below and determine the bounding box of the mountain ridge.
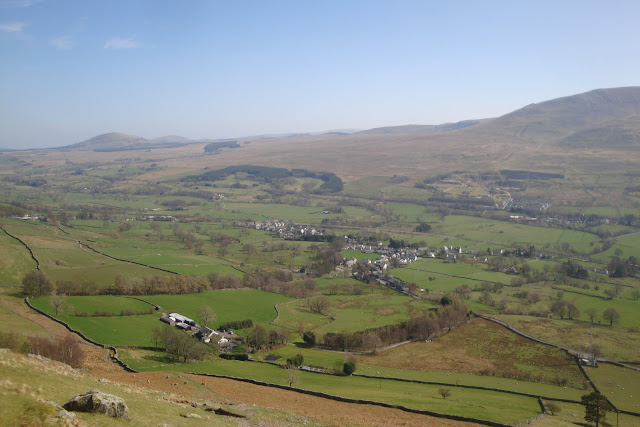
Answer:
[53,86,640,153]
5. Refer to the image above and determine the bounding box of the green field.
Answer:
[0,228,37,287]
[431,215,601,253]
[145,289,289,328]
[390,258,515,292]
[29,290,290,346]
[585,363,640,413]
[274,289,436,338]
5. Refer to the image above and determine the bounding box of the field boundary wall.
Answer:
[78,241,179,275]
[0,225,40,269]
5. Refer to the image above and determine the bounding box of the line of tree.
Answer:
[244,325,287,351]
[557,260,589,279]
[183,165,343,194]
[218,319,253,330]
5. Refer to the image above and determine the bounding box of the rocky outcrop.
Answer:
[63,389,129,419]
[47,401,76,422]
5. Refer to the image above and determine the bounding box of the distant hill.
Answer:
[355,120,484,135]
[62,132,195,152]
[149,135,193,144]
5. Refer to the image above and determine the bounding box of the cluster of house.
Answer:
[505,198,550,212]
[235,219,324,239]
[345,242,468,268]
[159,312,233,348]
[12,214,46,221]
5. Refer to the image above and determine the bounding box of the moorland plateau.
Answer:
[0,87,639,426]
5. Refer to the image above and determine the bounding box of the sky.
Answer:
[1,0,640,149]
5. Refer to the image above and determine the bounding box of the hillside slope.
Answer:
[473,86,640,146]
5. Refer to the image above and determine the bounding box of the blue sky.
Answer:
[1,0,639,149]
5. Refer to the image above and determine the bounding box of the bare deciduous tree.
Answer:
[307,295,330,315]
[438,388,451,399]
[197,305,216,328]
[602,307,620,326]
[49,292,68,316]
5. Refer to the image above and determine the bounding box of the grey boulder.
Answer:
[63,389,129,419]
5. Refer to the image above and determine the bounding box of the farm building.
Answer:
[175,322,190,330]
[159,315,175,326]
[194,326,219,343]
[169,312,196,326]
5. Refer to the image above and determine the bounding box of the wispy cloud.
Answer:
[0,21,25,33]
[0,0,41,8]
[50,35,75,50]
[104,36,139,50]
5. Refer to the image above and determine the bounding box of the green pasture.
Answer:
[550,204,640,218]
[166,264,245,277]
[382,185,432,201]
[385,202,430,222]
[314,277,373,292]
[28,289,289,346]
[536,400,640,426]
[31,295,151,317]
[340,249,379,261]
[0,301,50,336]
[128,356,541,425]
[555,292,640,328]
[257,345,346,370]
[431,215,600,252]
[0,226,37,286]
[341,176,389,199]
[593,232,640,261]
[145,289,290,329]
[275,290,436,338]
[355,365,586,401]
[390,259,515,292]
[63,191,163,210]
[213,202,373,224]
[586,223,635,236]
[33,306,158,346]
[585,364,640,413]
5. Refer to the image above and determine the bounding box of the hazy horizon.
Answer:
[2,0,640,149]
